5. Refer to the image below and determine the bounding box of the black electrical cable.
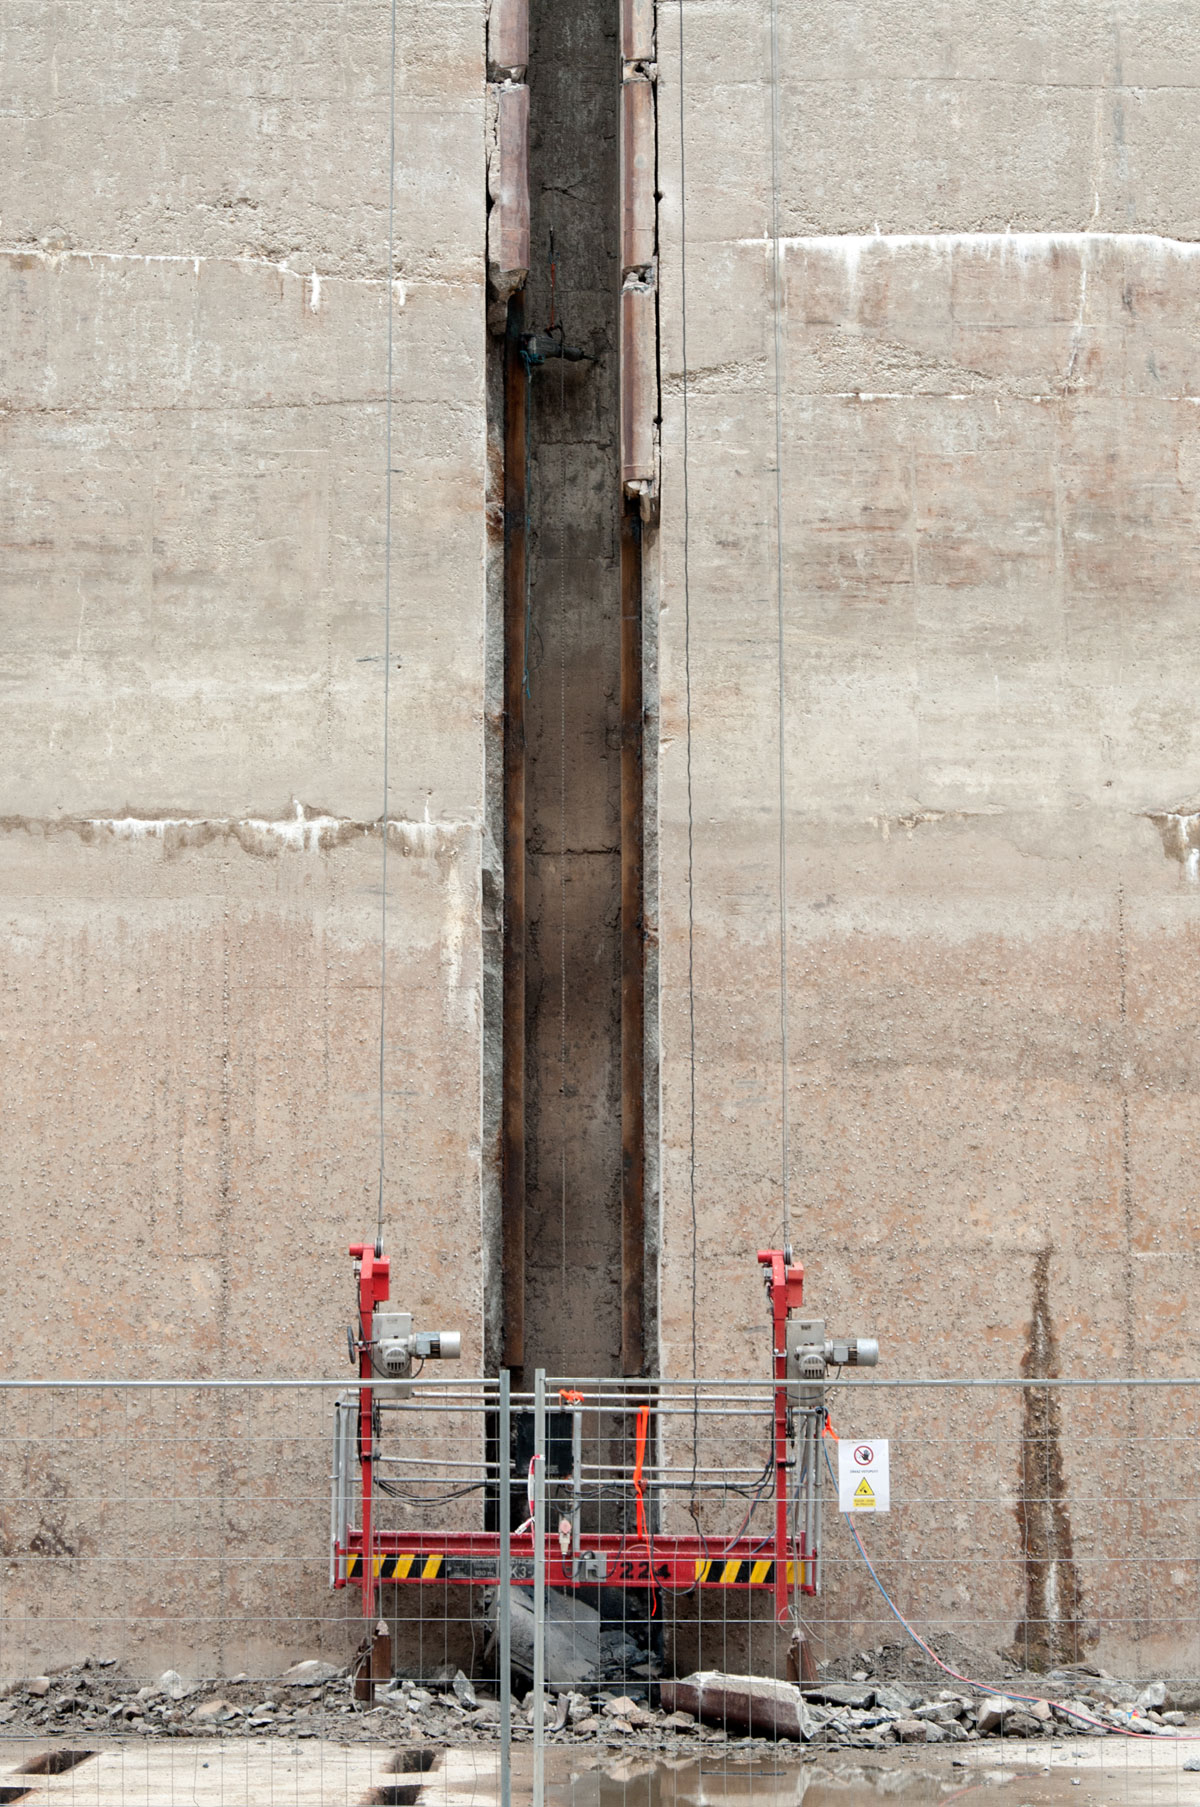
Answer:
[376,1479,486,1506]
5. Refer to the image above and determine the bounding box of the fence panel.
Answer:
[2,1376,1200,1806]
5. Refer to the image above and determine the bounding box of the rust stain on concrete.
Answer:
[1013,1249,1089,1671]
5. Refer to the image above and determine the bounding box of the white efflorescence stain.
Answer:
[79,800,464,858]
[0,246,393,294]
[87,800,352,853]
[1146,809,1200,882]
[739,230,1200,263]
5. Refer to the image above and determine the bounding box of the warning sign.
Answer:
[838,1439,889,1512]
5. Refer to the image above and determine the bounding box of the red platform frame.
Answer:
[338,1246,814,1626]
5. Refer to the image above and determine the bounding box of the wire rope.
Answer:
[819,1436,1200,1742]
[768,0,791,1253]
[675,0,701,1532]
[556,238,569,1359]
[375,0,400,1253]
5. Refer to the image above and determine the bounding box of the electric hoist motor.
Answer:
[786,1315,878,1404]
[368,1309,461,1393]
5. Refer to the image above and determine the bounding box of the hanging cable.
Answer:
[676,0,701,1526]
[819,1432,1197,1742]
[375,0,400,1254]
[556,231,570,1356]
[768,0,791,1253]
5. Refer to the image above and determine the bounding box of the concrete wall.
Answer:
[0,0,487,1669]
[8,0,1200,1682]
[655,0,1200,1670]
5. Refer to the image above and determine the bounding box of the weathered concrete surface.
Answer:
[1,0,487,1350]
[655,0,1200,1673]
[0,0,487,1665]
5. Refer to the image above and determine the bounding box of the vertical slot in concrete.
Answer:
[522,0,625,1378]
[491,0,655,1381]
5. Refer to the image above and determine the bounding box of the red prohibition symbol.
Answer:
[853,1444,874,1467]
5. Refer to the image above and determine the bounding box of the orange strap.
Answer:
[559,1389,584,1406]
[633,1404,649,1540]
[632,1404,657,1615]
[823,1410,839,1440]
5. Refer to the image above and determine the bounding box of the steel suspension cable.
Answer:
[556,237,569,1362]
[376,0,400,1251]
[675,0,702,1536]
[768,0,791,1252]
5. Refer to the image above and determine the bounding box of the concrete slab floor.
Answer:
[1,1742,1197,1807]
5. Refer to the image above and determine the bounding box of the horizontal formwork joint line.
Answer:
[0,1374,1198,1389]
[736,230,1200,255]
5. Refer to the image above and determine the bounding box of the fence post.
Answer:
[499,1370,512,1807]
[533,1368,546,1807]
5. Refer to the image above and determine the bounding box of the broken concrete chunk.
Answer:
[524,1691,551,1725]
[1137,1681,1168,1712]
[660,1672,819,1742]
[976,1697,1018,1734]
[1002,1711,1046,1737]
[1053,1697,1101,1728]
[158,1670,187,1701]
[873,1683,925,1714]
[282,1660,341,1685]
[24,1677,50,1697]
[804,1683,876,1709]
[191,1697,237,1721]
[451,1670,477,1709]
[603,1696,642,1718]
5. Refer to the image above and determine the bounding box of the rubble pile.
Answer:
[660,1669,1196,1747]
[1,1655,1195,1750]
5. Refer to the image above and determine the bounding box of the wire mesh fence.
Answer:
[0,1380,505,1805]
[2,1376,1200,1804]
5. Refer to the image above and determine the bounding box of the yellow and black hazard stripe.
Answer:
[692,1558,812,1587]
[346,1553,445,1581]
[344,1551,812,1587]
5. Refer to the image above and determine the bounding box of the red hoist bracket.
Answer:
[349,1241,391,1620]
[756,1247,809,1623]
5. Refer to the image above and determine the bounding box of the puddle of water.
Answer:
[545,1755,1200,1807]
[550,1759,977,1807]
